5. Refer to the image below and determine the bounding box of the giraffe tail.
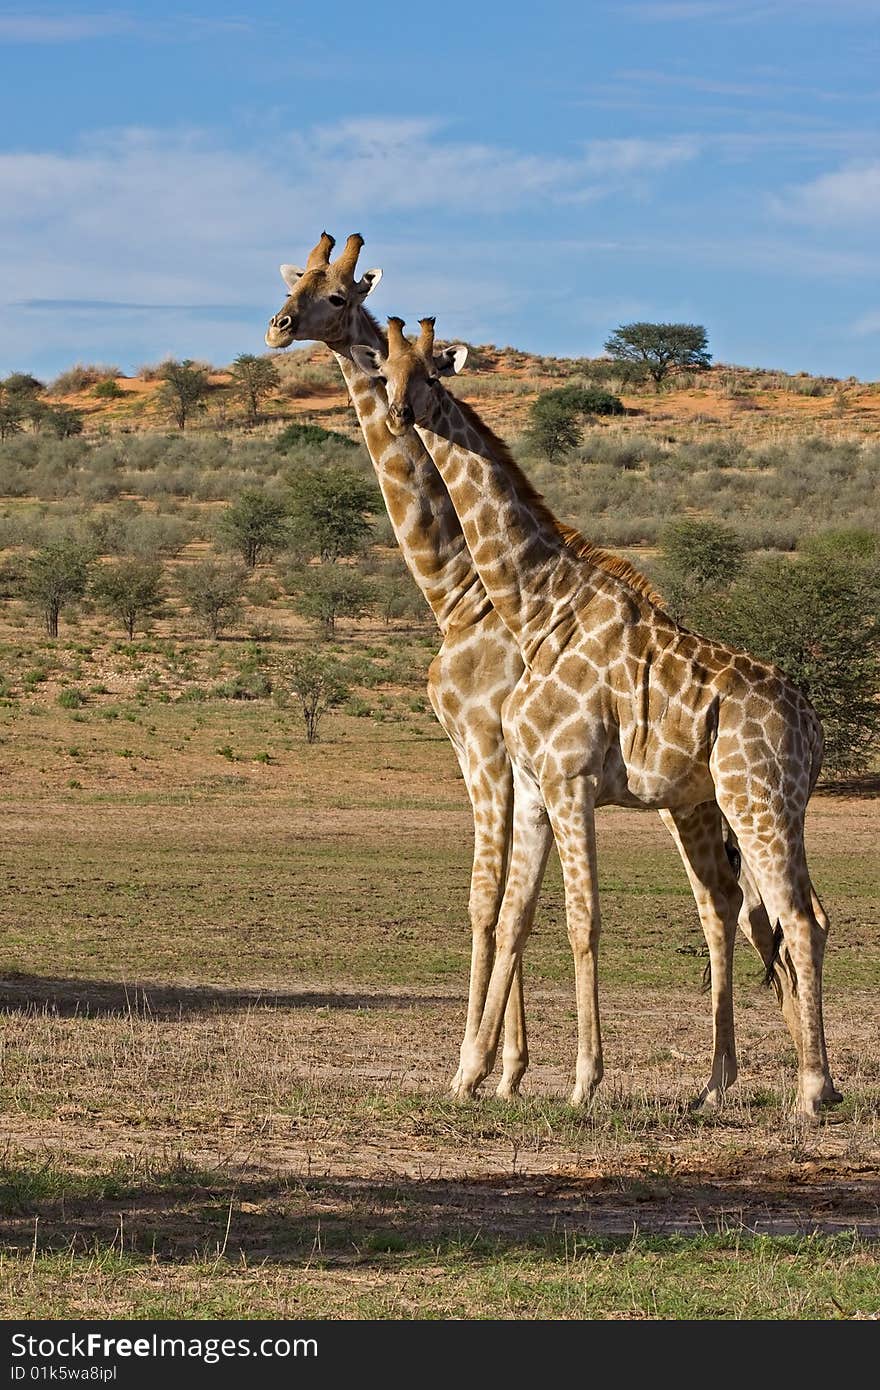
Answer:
[722,835,741,881]
[762,922,785,989]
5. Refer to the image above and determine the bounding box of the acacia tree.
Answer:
[2,372,45,401]
[23,540,92,637]
[0,401,24,440]
[218,490,290,568]
[180,558,247,637]
[659,519,745,617]
[92,559,164,640]
[286,648,349,743]
[159,360,210,430]
[529,385,625,462]
[44,406,84,438]
[229,353,281,424]
[529,396,582,461]
[288,563,373,637]
[604,323,711,387]
[286,465,378,561]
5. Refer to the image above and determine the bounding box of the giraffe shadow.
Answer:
[2,1168,878,1261]
[0,973,455,1020]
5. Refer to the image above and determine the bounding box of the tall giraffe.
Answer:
[351,317,841,1119]
[265,232,529,1098]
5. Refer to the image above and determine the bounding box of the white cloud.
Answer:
[0,11,253,42]
[581,136,700,175]
[851,309,880,336]
[0,12,132,41]
[775,161,880,227]
[0,120,699,310]
[621,0,878,19]
[2,119,685,371]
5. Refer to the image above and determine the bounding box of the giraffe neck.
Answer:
[328,309,490,635]
[417,392,596,661]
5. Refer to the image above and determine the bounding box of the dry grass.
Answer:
[0,658,877,1317]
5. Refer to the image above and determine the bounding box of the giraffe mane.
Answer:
[451,397,668,613]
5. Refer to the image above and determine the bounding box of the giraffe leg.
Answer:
[659,804,739,1108]
[726,826,803,1060]
[446,745,518,1095]
[497,963,528,1100]
[455,766,554,1099]
[541,776,603,1107]
[716,801,839,1119]
[808,885,843,1105]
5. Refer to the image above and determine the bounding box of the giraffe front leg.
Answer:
[496,963,528,1099]
[449,754,514,1097]
[456,768,553,1100]
[544,775,603,1107]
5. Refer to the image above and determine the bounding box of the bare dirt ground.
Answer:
[1,761,877,1265]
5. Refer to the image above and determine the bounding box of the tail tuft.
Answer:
[762,922,784,988]
[723,837,742,880]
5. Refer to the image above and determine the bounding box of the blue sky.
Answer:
[1,1,879,381]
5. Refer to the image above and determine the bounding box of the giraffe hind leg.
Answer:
[724,822,803,1060]
[716,803,840,1119]
[660,805,738,1109]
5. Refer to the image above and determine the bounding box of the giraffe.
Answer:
[265,232,529,1099]
[264,235,801,1106]
[350,316,841,1119]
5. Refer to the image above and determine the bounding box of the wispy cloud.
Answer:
[16,298,257,315]
[0,10,253,42]
[0,120,696,301]
[621,0,879,20]
[0,12,131,41]
[581,136,699,174]
[0,120,699,370]
[851,309,880,336]
[775,160,880,226]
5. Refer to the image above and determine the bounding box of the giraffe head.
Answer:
[350,317,468,435]
[264,232,383,350]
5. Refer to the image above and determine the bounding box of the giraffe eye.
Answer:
[328,294,346,307]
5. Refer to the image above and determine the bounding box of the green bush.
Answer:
[287,562,374,637]
[93,379,125,400]
[543,384,624,417]
[275,422,358,451]
[211,671,272,700]
[49,364,121,396]
[284,647,350,743]
[689,549,880,776]
[58,688,85,709]
[658,519,745,617]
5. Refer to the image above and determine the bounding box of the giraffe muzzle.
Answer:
[387,404,414,434]
[265,312,297,348]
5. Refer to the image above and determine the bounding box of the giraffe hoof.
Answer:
[689,1087,723,1113]
[795,1104,822,1127]
[495,1078,521,1101]
[568,1082,599,1108]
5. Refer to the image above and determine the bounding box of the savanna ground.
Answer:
[0,629,877,1320]
[0,352,878,1318]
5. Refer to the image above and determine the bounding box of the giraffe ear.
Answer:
[280,264,305,291]
[433,344,468,377]
[350,344,386,378]
[355,267,382,299]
